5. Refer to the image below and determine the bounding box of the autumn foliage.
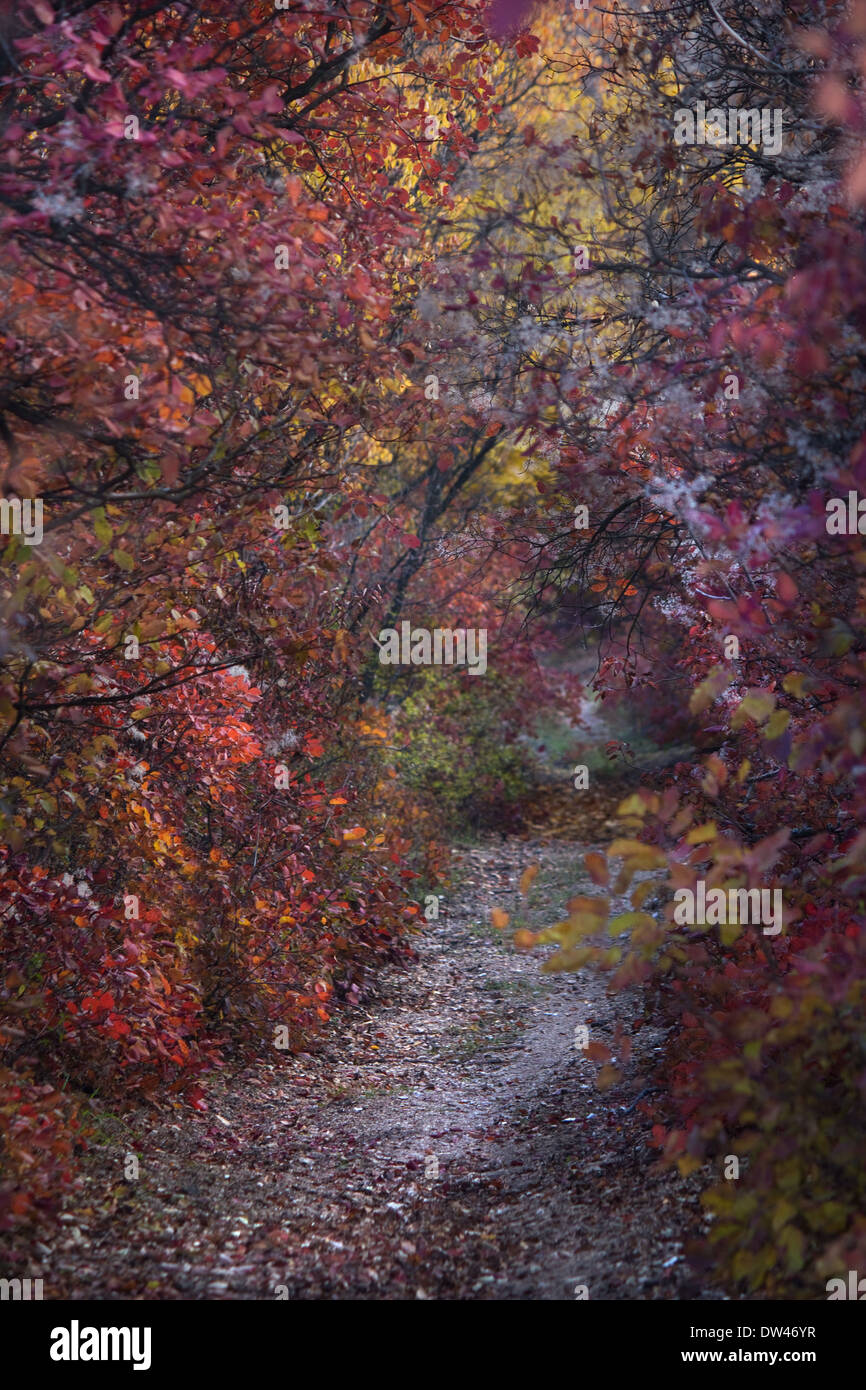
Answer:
[2,0,866,1302]
[0,0,504,1228]
[505,0,866,1295]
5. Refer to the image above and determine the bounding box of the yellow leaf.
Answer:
[690,665,732,715]
[770,995,794,1019]
[677,1155,703,1177]
[782,672,808,698]
[541,944,593,972]
[608,838,651,857]
[608,839,668,870]
[550,912,605,947]
[731,689,776,729]
[608,910,655,936]
[763,709,790,739]
[596,1065,622,1091]
[686,821,718,845]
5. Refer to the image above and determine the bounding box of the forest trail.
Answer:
[32,783,726,1302]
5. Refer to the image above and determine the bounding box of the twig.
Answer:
[620,1084,662,1114]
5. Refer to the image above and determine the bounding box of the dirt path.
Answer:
[30,811,727,1301]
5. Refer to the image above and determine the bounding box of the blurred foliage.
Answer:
[387,665,539,834]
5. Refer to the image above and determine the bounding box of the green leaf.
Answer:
[92,508,113,545]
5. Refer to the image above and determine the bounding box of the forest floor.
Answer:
[20,777,732,1301]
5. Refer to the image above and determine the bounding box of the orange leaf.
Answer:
[518,863,539,896]
[491,908,510,930]
[566,894,607,917]
[584,852,609,887]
